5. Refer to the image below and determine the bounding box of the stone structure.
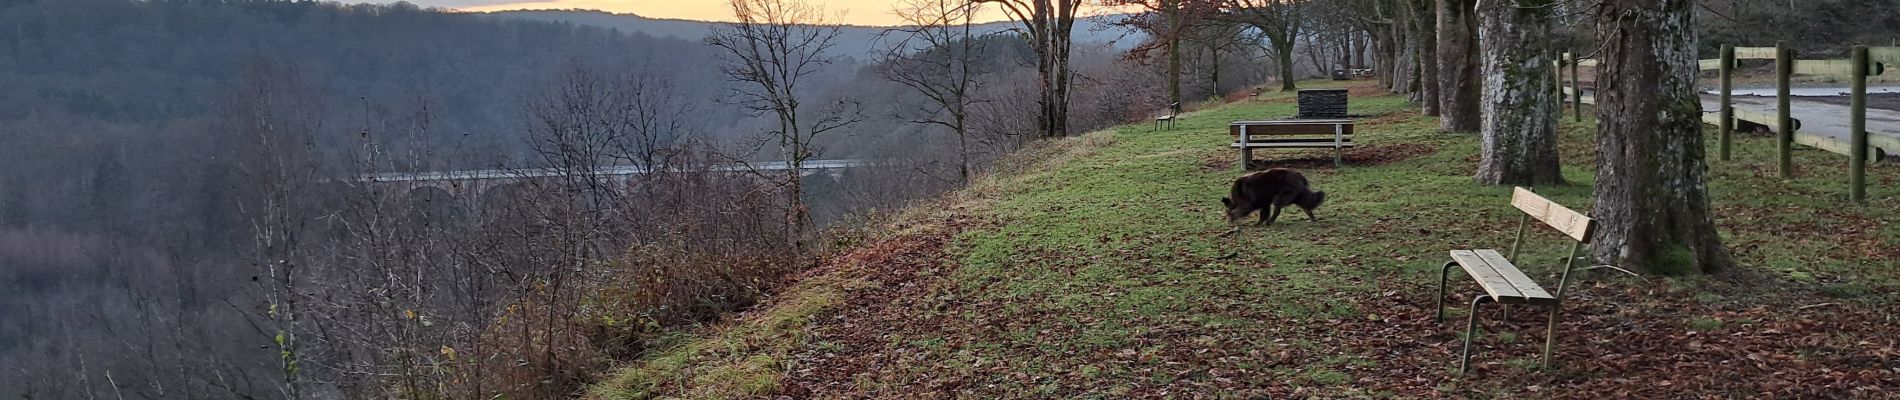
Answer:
[1297,89,1350,119]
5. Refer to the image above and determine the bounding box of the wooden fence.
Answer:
[1559,44,1893,203]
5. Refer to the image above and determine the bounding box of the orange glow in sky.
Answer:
[445,0,1035,26]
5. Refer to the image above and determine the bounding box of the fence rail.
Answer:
[1561,45,1893,203]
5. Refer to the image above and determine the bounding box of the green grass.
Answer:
[590,80,1900,398]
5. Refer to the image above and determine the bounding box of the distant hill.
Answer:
[478,9,1141,61]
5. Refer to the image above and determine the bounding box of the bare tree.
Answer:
[1474,0,1564,185]
[976,0,1084,137]
[1223,0,1308,91]
[706,0,862,253]
[881,0,988,183]
[1325,0,1409,93]
[1589,0,1731,274]
[1183,19,1256,95]
[215,61,328,400]
[1108,0,1221,112]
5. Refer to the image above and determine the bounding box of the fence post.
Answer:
[1777,42,1794,179]
[1720,45,1735,161]
[1570,52,1582,122]
[1850,46,1869,203]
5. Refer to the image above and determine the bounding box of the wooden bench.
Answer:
[1154,102,1180,131]
[1229,119,1355,169]
[1435,187,1598,374]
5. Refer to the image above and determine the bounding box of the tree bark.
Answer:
[1053,7,1074,136]
[1590,0,1730,274]
[1412,0,1440,115]
[1436,0,1479,132]
[1208,39,1221,93]
[1474,0,1563,186]
[1166,0,1182,111]
[1272,36,1298,91]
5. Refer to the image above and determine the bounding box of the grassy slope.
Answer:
[592,81,1900,399]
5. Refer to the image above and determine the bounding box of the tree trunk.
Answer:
[1370,25,1398,92]
[1391,39,1413,94]
[1590,0,1730,274]
[1474,0,1563,186]
[1053,13,1074,136]
[1272,36,1297,91]
[1034,28,1055,138]
[1354,31,1368,69]
[1342,31,1356,70]
[1413,0,1440,115]
[1305,35,1328,78]
[1209,40,1221,94]
[1436,0,1479,132]
[1167,0,1181,111]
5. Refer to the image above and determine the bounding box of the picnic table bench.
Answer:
[1436,187,1631,374]
[1229,119,1355,169]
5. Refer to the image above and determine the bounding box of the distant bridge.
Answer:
[351,159,874,206]
[356,159,869,183]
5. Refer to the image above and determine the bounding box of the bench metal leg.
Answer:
[1436,261,1457,323]
[1333,124,1344,168]
[1239,148,1252,171]
[1542,303,1564,370]
[1461,295,1493,375]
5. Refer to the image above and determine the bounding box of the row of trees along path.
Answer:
[859,0,1735,275]
[1467,0,1730,274]
[1082,0,1734,274]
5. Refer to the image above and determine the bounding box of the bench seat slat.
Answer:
[1230,142,1357,148]
[1233,137,1355,143]
[1231,119,1354,124]
[1449,250,1524,302]
[1229,123,1356,136]
[1474,249,1557,304]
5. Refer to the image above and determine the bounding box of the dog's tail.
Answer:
[1298,190,1327,210]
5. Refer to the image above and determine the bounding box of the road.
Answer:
[1697,90,1900,158]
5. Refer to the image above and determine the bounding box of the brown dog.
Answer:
[1221,168,1326,226]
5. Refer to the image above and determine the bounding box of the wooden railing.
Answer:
[1559,45,1893,203]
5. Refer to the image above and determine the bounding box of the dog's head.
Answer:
[1221,197,1253,223]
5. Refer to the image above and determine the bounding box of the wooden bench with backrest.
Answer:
[1229,119,1355,169]
[1155,102,1181,131]
[1435,187,1610,374]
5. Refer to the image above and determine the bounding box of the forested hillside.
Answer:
[0,0,729,153]
[0,1,1258,398]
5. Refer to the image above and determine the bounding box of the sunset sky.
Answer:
[393,0,1035,26]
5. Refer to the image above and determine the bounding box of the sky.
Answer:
[389,0,1028,26]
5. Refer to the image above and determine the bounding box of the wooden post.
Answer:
[1333,123,1344,168]
[1719,45,1735,161]
[1554,58,1565,120]
[1850,46,1869,203]
[1239,125,1252,171]
[1569,52,1582,122]
[1776,42,1794,179]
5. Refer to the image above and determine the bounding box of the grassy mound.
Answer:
[591,81,1900,399]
